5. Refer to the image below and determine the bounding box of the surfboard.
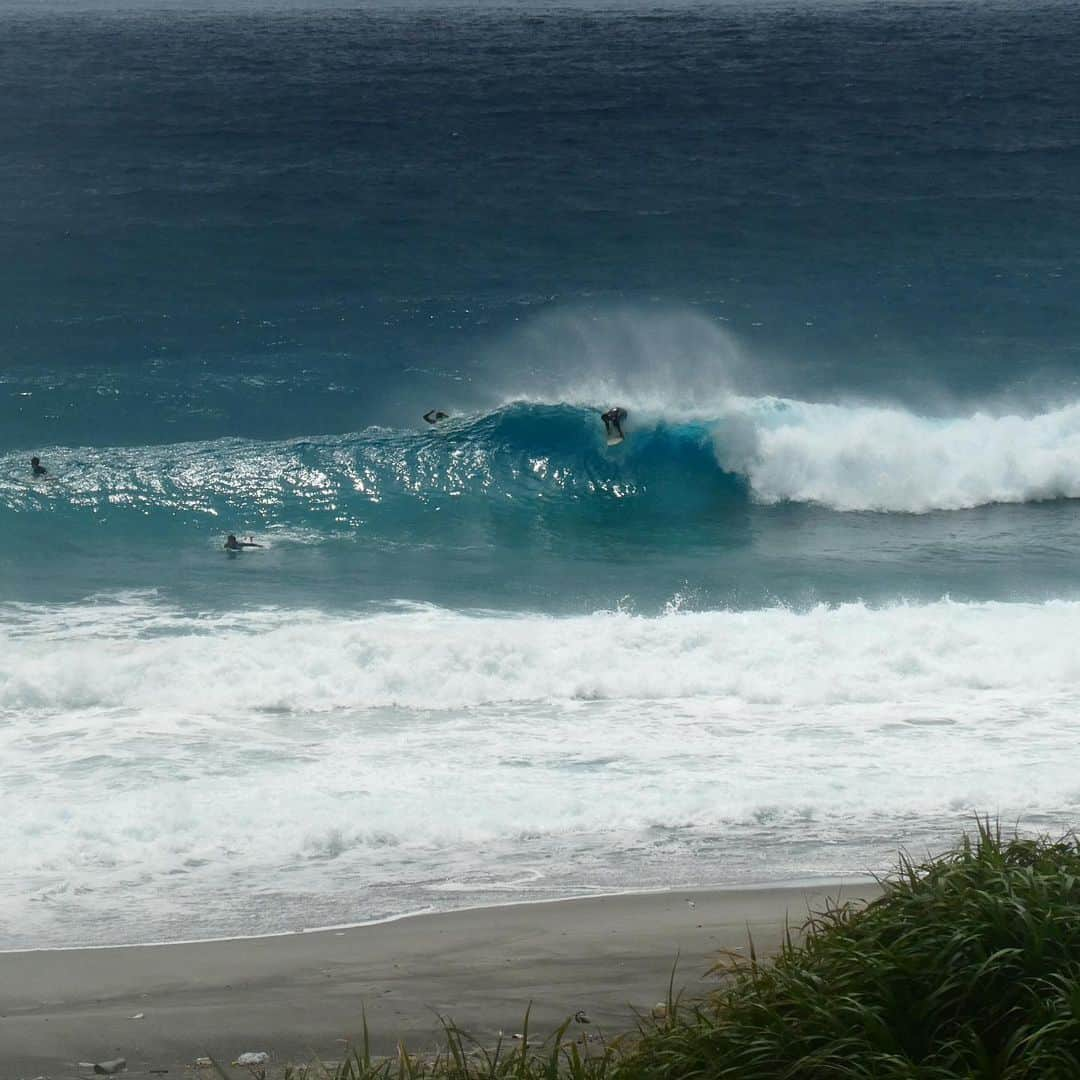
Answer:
[606,433,625,446]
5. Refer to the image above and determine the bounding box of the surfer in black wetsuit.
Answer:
[601,407,627,441]
[423,409,449,425]
[30,456,47,477]
[224,534,263,550]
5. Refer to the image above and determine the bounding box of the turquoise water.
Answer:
[3,0,1080,948]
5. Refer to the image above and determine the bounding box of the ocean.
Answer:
[2,0,1080,950]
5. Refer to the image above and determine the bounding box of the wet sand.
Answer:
[0,882,880,1077]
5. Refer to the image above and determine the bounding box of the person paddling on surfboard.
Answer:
[30,456,48,477]
[601,407,627,442]
[224,534,263,550]
[423,409,449,424]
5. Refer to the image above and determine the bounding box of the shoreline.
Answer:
[0,874,880,956]
[0,881,881,1076]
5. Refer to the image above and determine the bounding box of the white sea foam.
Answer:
[709,396,1080,513]
[2,595,1080,947]
[5,594,1080,714]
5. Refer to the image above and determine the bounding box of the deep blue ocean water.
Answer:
[3,0,1080,948]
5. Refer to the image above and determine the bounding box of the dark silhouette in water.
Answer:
[601,407,627,441]
[224,534,263,550]
[424,410,449,425]
[30,456,47,476]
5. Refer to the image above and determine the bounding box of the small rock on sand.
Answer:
[234,1052,271,1066]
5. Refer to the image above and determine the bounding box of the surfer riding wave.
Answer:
[601,407,627,442]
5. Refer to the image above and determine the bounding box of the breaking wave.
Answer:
[7,397,1080,539]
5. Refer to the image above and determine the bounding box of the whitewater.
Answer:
[3,592,1080,949]
[4,0,1080,949]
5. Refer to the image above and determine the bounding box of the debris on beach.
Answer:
[92,1060,127,1075]
[233,1052,271,1066]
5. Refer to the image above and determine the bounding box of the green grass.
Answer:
[204,1007,621,1080]
[622,820,1080,1078]
[211,822,1080,1080]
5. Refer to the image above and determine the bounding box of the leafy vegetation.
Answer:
[623,820,1080,1078]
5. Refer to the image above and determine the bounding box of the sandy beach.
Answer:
[0,882,880,1077]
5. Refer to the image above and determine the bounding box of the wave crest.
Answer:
[6,396,1080,527]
